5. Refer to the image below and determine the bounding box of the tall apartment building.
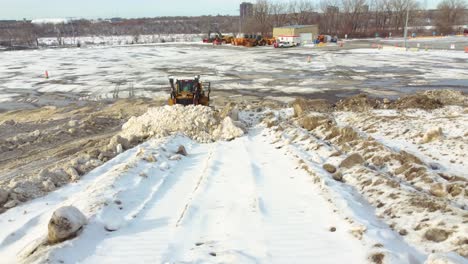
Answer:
[240,2,254,20]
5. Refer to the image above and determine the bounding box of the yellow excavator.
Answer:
[168,75,211,106]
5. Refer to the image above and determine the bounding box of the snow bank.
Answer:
[120,105,244,143]
[261,106,468,260]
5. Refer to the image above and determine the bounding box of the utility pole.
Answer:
[403,6,409,50]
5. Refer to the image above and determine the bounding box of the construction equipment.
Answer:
[316,35,326,43]
[222,35,234,44]
[203,23,223,44]
[232,34,275,47]
[203,30,223,44]
[168,75,211,106]
[265,37,276,45]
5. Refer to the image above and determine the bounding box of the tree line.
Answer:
[0,0,466,48]
[245,0,467,37]
[0,16,239,47]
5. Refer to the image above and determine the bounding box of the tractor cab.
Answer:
[178,80,197,93]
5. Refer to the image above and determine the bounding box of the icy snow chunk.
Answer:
[66,167,80,182]
[169,154,183,161]
[68,120,79,127]
[3,200,18,208]
[48,206,87,243]
[116,144,123,154]
[104,217,124,232]
[422,127,443,143]
[159,162,170,171]
[212,117,244,141]
[42,180,56,192]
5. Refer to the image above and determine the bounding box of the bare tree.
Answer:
[390,0,419,31]
[251,0,271,34]
[436,0,467,33]
[340,0,369,34]
[288,0,315,25]
[270,1,289,27]
[319,0,340,34]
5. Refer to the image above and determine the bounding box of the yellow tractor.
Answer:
[168,75,211,106]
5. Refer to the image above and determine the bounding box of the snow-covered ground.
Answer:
[38,34,204,46]
[0,44,467,111]
[354,35,468,51]
[1,132,371,264]
[334,106,468,178]
[1,102,466,263]
[351,35,468,43]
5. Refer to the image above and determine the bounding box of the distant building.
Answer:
[110,17,123,23]
[240,2,254,20]
[273,25,319,44]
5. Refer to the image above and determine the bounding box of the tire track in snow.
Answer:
[161,138,269,263]
[25,134,368,264]
[46,141,218,264]
[244,130,368,264]
[175,143,217,227]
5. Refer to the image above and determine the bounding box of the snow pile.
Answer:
[212,116,244,141]
[120,105,244,143]
[423,90,466,106]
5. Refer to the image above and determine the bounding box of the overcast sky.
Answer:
[0,0,440,20]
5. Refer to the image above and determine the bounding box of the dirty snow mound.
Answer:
[120,105,244,143]
[392,94,443,110]
[335,94,380,112]
[423,90,466,106]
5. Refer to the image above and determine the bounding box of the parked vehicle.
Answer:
[276,41,296,48]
